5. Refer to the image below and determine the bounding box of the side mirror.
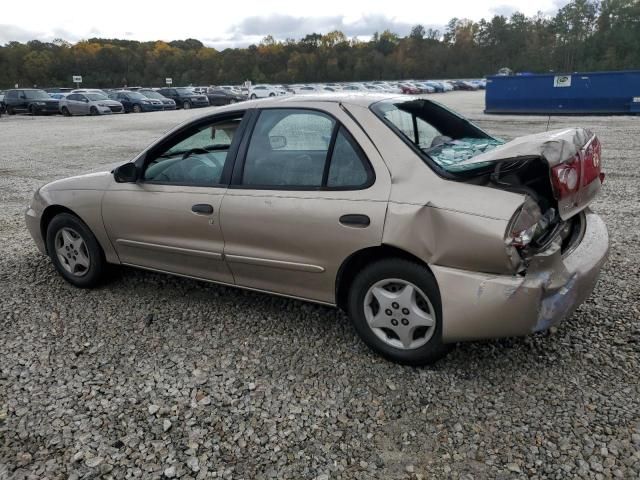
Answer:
[269,135,287,150]
[113,163,138,183]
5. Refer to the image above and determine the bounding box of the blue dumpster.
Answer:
[485,70,640,114]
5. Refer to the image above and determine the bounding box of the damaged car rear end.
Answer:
[365,97,608,342]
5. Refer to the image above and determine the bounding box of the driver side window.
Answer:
[143,116,242,186]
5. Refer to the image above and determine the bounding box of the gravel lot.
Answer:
[1,92,639,479]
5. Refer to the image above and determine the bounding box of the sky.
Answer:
[0,0,570,49]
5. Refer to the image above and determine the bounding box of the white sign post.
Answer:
[72,75,82,88]
[165,78,173,86]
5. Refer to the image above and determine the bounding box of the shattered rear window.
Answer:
[425,137,504,172]
[371,98,501,173]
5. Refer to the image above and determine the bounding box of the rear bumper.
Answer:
[433,210,609,342]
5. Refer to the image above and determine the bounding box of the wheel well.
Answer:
[335,245,435,311]
[40,205,78,253]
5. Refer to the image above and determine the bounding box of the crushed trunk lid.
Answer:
[456,128,603,220]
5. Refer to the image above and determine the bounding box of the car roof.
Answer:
[199,93,410,119]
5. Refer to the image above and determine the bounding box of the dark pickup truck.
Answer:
[157,87,209,109]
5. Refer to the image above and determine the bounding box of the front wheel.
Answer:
[182,101,191,110]
[347,258,451,365]
[45,213,106,288]
[61,107,71,117]
[29,105,37,116]
[132,104,142,113]
[89,106,98,115]
[6,105,14,115]
[250,94,257,100]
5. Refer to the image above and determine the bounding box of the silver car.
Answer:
[60,92,123,116]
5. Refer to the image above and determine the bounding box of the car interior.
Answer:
[143,117,242,185]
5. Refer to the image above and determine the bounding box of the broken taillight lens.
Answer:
[551,155,581,199]
[581,136,602,187]
[506,196,543,248]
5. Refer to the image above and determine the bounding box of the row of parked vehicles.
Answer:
[242,79,485,98]
[0,86,245,116]
[0,79,485,117]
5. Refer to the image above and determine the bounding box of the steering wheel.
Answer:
[182,148,224,169]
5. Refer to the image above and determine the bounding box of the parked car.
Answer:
[292,85,318,94]
[398,83,421,94]
[108,90,164,113]
[204,88,245,106]
[60,92,123,116]
[138,89,177,110]
[156,87,209,109]
[4,88,60,115]
[48,93,68,100]
[451,80,478,91]
[25,94,608,365]
[248,84,285,99]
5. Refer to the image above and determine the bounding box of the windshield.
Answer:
[86,93,108,101]
[176,87,194,94]
[371,98,502,173]
[140,90,163,99]
[24,90,51,100]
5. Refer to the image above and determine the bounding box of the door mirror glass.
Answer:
[113,163,138,183]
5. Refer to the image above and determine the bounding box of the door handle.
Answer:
[339,214,370,228]
[191,204,214,215]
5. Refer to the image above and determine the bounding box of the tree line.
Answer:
[0,0,638,89]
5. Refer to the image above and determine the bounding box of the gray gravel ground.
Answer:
[1,92,639,479]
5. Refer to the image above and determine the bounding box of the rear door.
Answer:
[220,104,391,304]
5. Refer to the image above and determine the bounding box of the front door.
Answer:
[220,105,391,304]
[102,112,248,283]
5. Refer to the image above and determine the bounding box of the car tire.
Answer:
[229,99,237,104]
[346,258,452,365]
[133,104,142,113]
[250,94,257,100]
[269,93,275,97]
[45,213,106,288]
[61,107,71,117]
[29,105,37,116]
[89,106,98,115]
[6,105,15,115]
[183,101,191,110]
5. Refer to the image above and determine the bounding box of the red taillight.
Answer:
[551,135,602,200]
[582,136,602,186]
[551,155,581,199]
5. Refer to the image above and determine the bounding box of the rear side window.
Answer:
[241,109,373,189]
[327,128,370,188]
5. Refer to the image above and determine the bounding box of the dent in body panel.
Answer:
[382,202,514,274]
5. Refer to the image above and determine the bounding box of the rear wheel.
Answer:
[45,213,105,288]
[182,101,191,110]
[250,94,257,100]
[61,107,71,117]
[347,258,451,365]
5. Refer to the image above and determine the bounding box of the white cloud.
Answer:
[0,0,566,47]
